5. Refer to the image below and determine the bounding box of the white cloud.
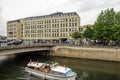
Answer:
[0,6,6,36]
[0,0,120,36]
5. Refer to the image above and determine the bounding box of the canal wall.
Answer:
[50,46,120,62]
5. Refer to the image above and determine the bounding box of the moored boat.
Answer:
[25,60,77,80]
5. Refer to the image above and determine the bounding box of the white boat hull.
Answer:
[25,67,77,80]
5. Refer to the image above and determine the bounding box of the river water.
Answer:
[0,51,120,80]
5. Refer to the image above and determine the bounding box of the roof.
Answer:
[27,62,43,67]
[7,20,20,23]
[7,12,78,22]
[24,12,78,20]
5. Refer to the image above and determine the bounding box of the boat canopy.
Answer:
[52,66,72,74]
[27,62,43,68]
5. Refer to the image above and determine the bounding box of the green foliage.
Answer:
[71,31,82,39]
[110,25,120,40]
[93,8,120,41]
[83,26,93,39]
[115,12,120,26]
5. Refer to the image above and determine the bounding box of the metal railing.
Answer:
[0,42,120,49]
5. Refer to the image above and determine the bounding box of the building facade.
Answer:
[7,20,23,40]
[7,12,80,43]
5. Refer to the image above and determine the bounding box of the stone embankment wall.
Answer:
[50,46,120,61]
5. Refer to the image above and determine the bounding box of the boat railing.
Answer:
[50,62,59,68]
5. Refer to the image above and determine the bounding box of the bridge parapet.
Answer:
[0,45,55,56]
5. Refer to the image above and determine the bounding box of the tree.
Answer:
[115,12,120,25]
[110,25,120,40]
[71,31,82,39]
[110,11,120,41]
[93,8,116,41]
[83,26,93,39]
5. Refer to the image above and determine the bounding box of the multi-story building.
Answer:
[7,20,23,40]
[7,12,80,43]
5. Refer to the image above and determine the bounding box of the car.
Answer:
[0,40,7,43]
[32,40,47,44]
[40,41,47,44]
[115,40,120,46]
[63,41,69,44]
[32,40,39,43]
[7,40,23,45]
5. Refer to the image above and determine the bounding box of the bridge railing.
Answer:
[0,44,56,50]
[0,42,120,49]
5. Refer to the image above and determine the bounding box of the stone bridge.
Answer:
[0,45,55,56]
[1,45,120,62]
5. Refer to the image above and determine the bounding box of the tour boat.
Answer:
[25,60,77,80]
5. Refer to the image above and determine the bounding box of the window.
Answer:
[60,24,62,27]
[75,18,77,21]
[69,18,71,22]
[72,18,74,22]
[72,23,74,26]
[14,32,16,34]
[63,24,65,27]
[66,18,68,22]
[57,24,59,27]
[55,24,56,27]
[52,24,54,27]
[75,23,77,26]
[69,23,71,27]
[66,28,68,32]
[66,23,68,27]
[14,28,16,30]
[25,31,30,34]
[14,24,16,26]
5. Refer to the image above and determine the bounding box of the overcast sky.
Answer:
[0,0,120,36]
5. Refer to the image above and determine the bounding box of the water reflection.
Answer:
[0,52,120,80]
[53,57,120,80]
[0,56,8,63]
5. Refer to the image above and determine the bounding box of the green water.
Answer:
[0,51,120,80]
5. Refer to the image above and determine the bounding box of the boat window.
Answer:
[52,71,55,74]
[34,67,39,70]
[28,66,34,69]
[59,72,64,75]
[52,71,64,76]
[65,69,72,76]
